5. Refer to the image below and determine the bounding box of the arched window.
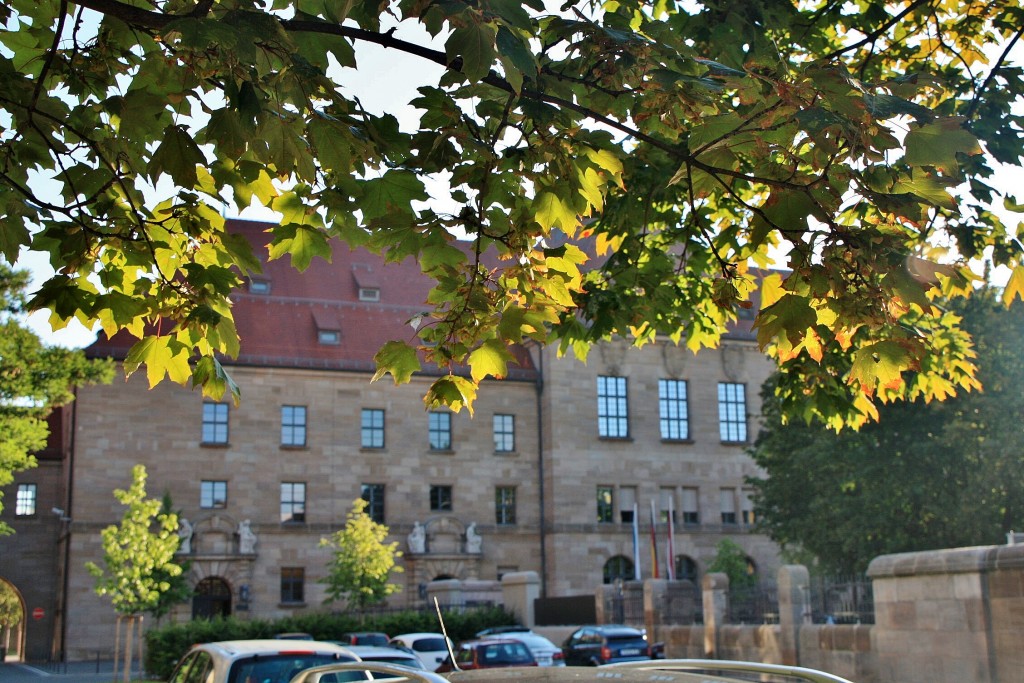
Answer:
[602,555,634,584]
[192,577,231,619]
[675,555,698,583]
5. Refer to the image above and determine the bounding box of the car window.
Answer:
[481,643,532,664]
[411,638,447,652]
[228,654,356,683]
[169,652,199,683]
[185,652,215,683]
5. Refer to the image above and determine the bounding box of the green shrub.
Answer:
[144,605,517,679]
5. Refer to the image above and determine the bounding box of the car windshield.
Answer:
[411,638,447,652]
[228,654,359,683]
[353,635,389,646]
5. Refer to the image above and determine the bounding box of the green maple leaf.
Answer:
[359,171,428,220]
[533,190,579,233]
[754,294,817,347]
[268,224,331,271]
[147,125,207,188]
[468,339,515,382]
[849,341,911,395]
[425,375,478,414]
[124,336,192,387]
[372,341,422,384]
[903,118,982,172]
[446,23,497,82]
[192,355,241,404]
[1002,265,1024,306]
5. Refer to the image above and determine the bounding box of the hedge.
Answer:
[144,605,518,679]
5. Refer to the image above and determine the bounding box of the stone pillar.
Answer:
[501,571,541,628]
[594,583,609,624]
[777,565,810,665]
[702,572,729,658]
[644,579,668,642]
[425,579,463,608]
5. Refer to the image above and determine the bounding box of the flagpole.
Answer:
[649,499,659,579]
[632,503,641,580]
[667,496,676,580]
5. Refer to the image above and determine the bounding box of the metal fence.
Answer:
[604,588,645,627]
[661,581,703,624]
[808,575,874,624]
[728,580,779,624]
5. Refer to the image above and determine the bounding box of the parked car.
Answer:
[167,639,368,683]
[561,625,651,666]
[275,633,315,641]
[337,632,391,647]
[389,633,453,671]
[436,638,537,672]
[342,645,427,679]
[474,627,565,667]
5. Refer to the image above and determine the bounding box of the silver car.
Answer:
[167,639,370,683]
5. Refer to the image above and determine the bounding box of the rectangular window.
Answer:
[430,485,453,512]
[597,376,629,438]
[281,405,307,447]
[280,567,305,604]
[248,279,271,294]
[280,482,306,523]
[682,487,699,525]
[659,487,676,525]
[428,411,452,451]
[361,409,385,449]
[493,414,515,452]
[596,486,614,523]
[718,382,748,443]
[202,402,229,444]
[495,486,517,525]
[358,287,380,302]
[200,480,227,509]
[15,484,37,516]
[658,379,690,441]
[741,488,755,525]
[720,488,737,525]
[619,485,636,523]
[362,483,385,524]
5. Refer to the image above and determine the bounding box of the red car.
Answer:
[437,639,537,672]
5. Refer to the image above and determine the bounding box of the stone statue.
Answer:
[177,517,193,554]
[408,521,426,554]
[465,522,482,554]
[238,519,257,554]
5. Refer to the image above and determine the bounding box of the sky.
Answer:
[12,12,1024,350]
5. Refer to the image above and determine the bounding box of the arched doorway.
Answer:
[674,555,699,583]
[192,577,231,619]
[0,579,26,661]
[602,555,634,584]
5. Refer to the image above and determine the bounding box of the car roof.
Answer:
[588,625,645,636]
[392,633,448,642]
[345,645,418,658]
[198,640,353,656]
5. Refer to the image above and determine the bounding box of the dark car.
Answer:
[436,638,537,672]
[561,625,651,666]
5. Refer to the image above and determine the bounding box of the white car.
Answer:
[343,645,428,679]
[388,633,453,672]
[474,627,566,667]
[167,639,370,683]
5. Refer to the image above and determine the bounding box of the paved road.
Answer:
[0,662,146,683]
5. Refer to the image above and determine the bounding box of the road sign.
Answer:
[32,607,44,620]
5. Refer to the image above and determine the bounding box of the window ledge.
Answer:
[493,450,518,456]
[429,449,455,455]
[598,436,633,442]
[200,442,230,448]
[280,444,308,451]
[278,602,307,609]
[661,438,694,445]
[360,447,387,453]
[720,440,749,446]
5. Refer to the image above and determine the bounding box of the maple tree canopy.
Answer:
[2,0,1023,428]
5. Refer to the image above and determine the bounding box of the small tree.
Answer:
[708,539,756,589]
[320,499,403,611]
[147,493,193,621]
[0,581,21,658]
[86,465,181,682]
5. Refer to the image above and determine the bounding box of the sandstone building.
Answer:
[0,219,779,661]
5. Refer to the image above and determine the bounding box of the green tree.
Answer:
[748,292,1024,574]
[86,465,183,615]
[147,492,194,621]
[0,580,21,657]
[0,265,112,534]
[708,538,756,588]
[3,0,1023,427]
[320,499,403,611]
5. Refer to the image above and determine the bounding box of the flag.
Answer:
[666,496,676,580]
[632,503,641,580]
[649,499,659,579]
